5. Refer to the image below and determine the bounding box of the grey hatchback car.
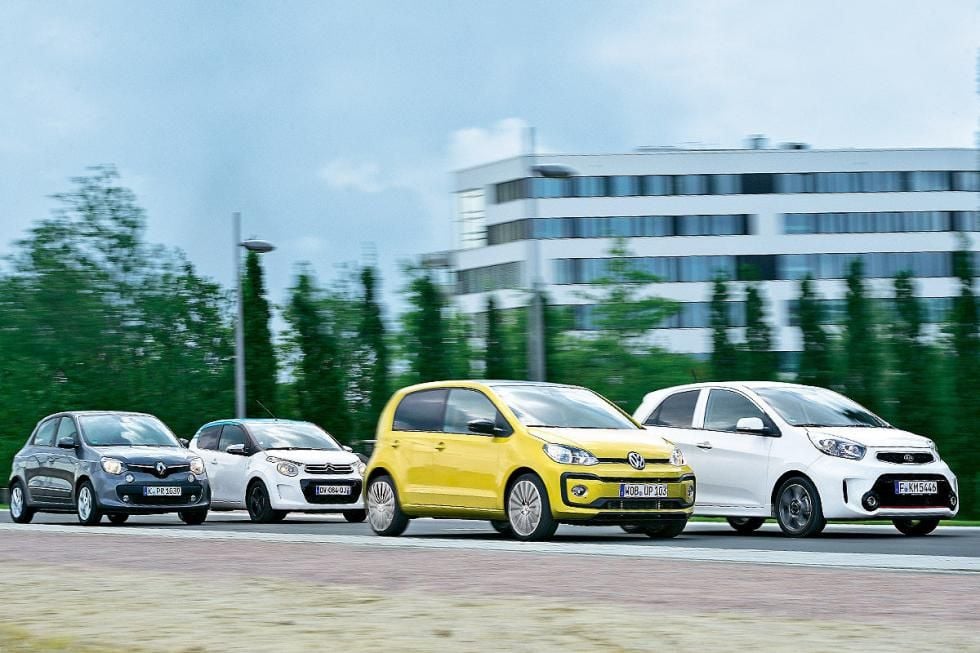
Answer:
[8,411,210,526]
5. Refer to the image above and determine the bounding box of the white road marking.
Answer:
[2,523,976,573]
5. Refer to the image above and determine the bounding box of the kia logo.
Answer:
[903,454,914,463]
[627,451,646,470]
[155,461,167,477]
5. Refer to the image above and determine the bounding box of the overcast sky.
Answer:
[1,1,977,318]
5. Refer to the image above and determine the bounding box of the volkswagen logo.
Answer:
[627,451,645,470]
[155,461,168,477]
[903,454,914,463]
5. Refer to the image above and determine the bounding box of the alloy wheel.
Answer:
[367,480,395,532]
[10,486,24,519]
[508,479,542,537]
[777,483,812,534]
[78,486,93,521]
[248,485,266,518]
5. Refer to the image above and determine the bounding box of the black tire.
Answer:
[108,514,129,525]
[490,520,512,535]
[343,510,366,523]
[178,509,208,526]
[620,524,646,534]
[9,481,34,524]
[893,518,940,536]
[643,519,688,539]
[76,480,103,526]
[271,511,288,522]
[365,475,409,536]
[246,481,284,524]
[506,473,558,542]
[774,476,826,538]
[727,517,765,534]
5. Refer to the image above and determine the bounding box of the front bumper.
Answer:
[269,476,364,511]
[552,466,695,523]
[95,469,210,514]
[808,454,958,520]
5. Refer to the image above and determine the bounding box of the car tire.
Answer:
[892,518,939,536]
[343,510,367,523]
[643,519,688,539]
[506,473,558,542]
[727,517,765,534]
[620,524,646,534]
[490,520,512,535]
[246,481,284,524]
[271,511,288,522]
[108,514,129,525]
[76,481,103,526]
[774,476,826,538]
[178,509,208,525]
[9,481,34,524]
[366,475,409,536]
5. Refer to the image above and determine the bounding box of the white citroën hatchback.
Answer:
[634,382,959,537]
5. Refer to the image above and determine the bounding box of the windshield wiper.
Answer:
[265,446,319,450]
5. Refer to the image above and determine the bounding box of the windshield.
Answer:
[493,385,639,430]
[79,414,180,447]
[755,387,889,428]
[248,422,341,451]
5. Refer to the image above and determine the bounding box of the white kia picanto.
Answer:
[189,419,366,523]
[634,382,959,537]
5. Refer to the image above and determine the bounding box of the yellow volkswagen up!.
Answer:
[364,381,695,541]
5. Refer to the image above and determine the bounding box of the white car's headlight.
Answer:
[808,433,866,460]
[353,460,366,476]
[276,461,299,477]
[543,443,598,466]
[669,447,685,467]
[101,457,126,475]
[189,457,205,476]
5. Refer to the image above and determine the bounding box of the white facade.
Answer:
[447,147,980,364]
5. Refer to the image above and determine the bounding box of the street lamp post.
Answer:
[233,211,275,418]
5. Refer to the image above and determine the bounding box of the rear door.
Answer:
[390,389,448,506]
[23,418,59,504]
[50,416,81,505]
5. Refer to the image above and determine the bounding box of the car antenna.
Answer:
[256,399,277,421]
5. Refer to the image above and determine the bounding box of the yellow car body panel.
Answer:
[365,380,695,524]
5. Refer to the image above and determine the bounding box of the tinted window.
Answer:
[444,389,508,434]
[704,390,766,432]
[56,416,78,441]
[196,425,222,450]
[393,389,449,431]
[648,390,700,427]
[33,419,59,447]
[218,424,248,452]
[80,414,179,447]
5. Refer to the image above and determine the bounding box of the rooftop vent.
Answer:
[779,142,810,150]
[745,134,769,150]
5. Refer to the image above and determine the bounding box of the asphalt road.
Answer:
[4,510,978,559]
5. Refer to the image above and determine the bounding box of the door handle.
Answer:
[48,457,57,463]
[696,441,713,450]
[390,440,400,449]
[434,442,446,451]
[210,458,219,464]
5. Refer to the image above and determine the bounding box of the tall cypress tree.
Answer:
[891,271,933,435]
[843,259,879,411]
[357,266,389,436]
[950,240,979,514]
[405,274,448,382]
[744,281,776,380]
[796,276,833,388]
[709,275,738,381]
[242,251,278,416]
[485,294,509,379]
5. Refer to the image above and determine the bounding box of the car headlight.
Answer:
[276,461,299,477]
[808,433,866,460]
[101,457,126,475]
[669,447,685,466]
[353,460,366,476]
[189,457,205,476]
[543,443,598,466]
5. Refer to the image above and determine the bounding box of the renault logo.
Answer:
[627,451,645,470]
[155,461,167,477]
[903,454,914,463]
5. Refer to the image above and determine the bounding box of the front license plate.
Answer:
[619,483,669,498]
[143,486,181,497]
[315,485,351,496]
[894,480,938,495]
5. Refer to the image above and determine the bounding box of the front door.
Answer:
[389,388,448,506]
[209,424,252,506]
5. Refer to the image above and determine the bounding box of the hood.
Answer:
[92,446,196,465]
[526,427,675,459]
[805,427,933,449]
[261,448,361,466]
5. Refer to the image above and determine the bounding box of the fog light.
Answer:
[122,495,130,503]
[949,493,957,508]
[862,492,879,511]
[187,473,195,482]
[190,495,198,502]
[686,484,695,502]
[125,474,135,483]
[571,485,587,497]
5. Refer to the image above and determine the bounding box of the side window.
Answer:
[443,389,510,435]
[32,419,59,447]
[56,416,78,441]
[196,425,222,451]
[393,389,449,431]
[218,424,248,452]
[704,389,766,432]
[648,390,700,427]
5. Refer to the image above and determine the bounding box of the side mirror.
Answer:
[179,438,190,448]
[467,418,497,436]
[735,417,766,433]
[57,436,76,449]
[342,445,353,452]
[225,444,247,456]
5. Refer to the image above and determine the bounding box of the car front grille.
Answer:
[593,498,688,510]
[126,463,192,478]
[876,451,934,464]
[304,463,354,475]
[595,457,669,465]
[871,474,955,509]
[300,479,362,504]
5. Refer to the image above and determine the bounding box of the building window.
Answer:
[572,176,607,197]
[908,171,951,192]
[641,175,673,196]
[953,171,980,192]
[609,175,640,197]
[674,175,708,195]
[778,252,954,280]
[530,177,569,199]
[711,174,741,195]
[456,262,524,294]
[783,211,954,235]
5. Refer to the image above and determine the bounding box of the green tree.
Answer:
[842,259,880,411]
[889,271,936,436]
[484,295,510,378]
[401,272,450,383]
[709,275,738,381]
[796,276,833,388]
[743,282,777,380]
[242,250,278,416]
[350,266,389,440]
[950,240,979,515]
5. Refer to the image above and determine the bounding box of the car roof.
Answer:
[195,418,312,431]
[645,381,820,396]
[45,410,157,419]
[396,379,585,394]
